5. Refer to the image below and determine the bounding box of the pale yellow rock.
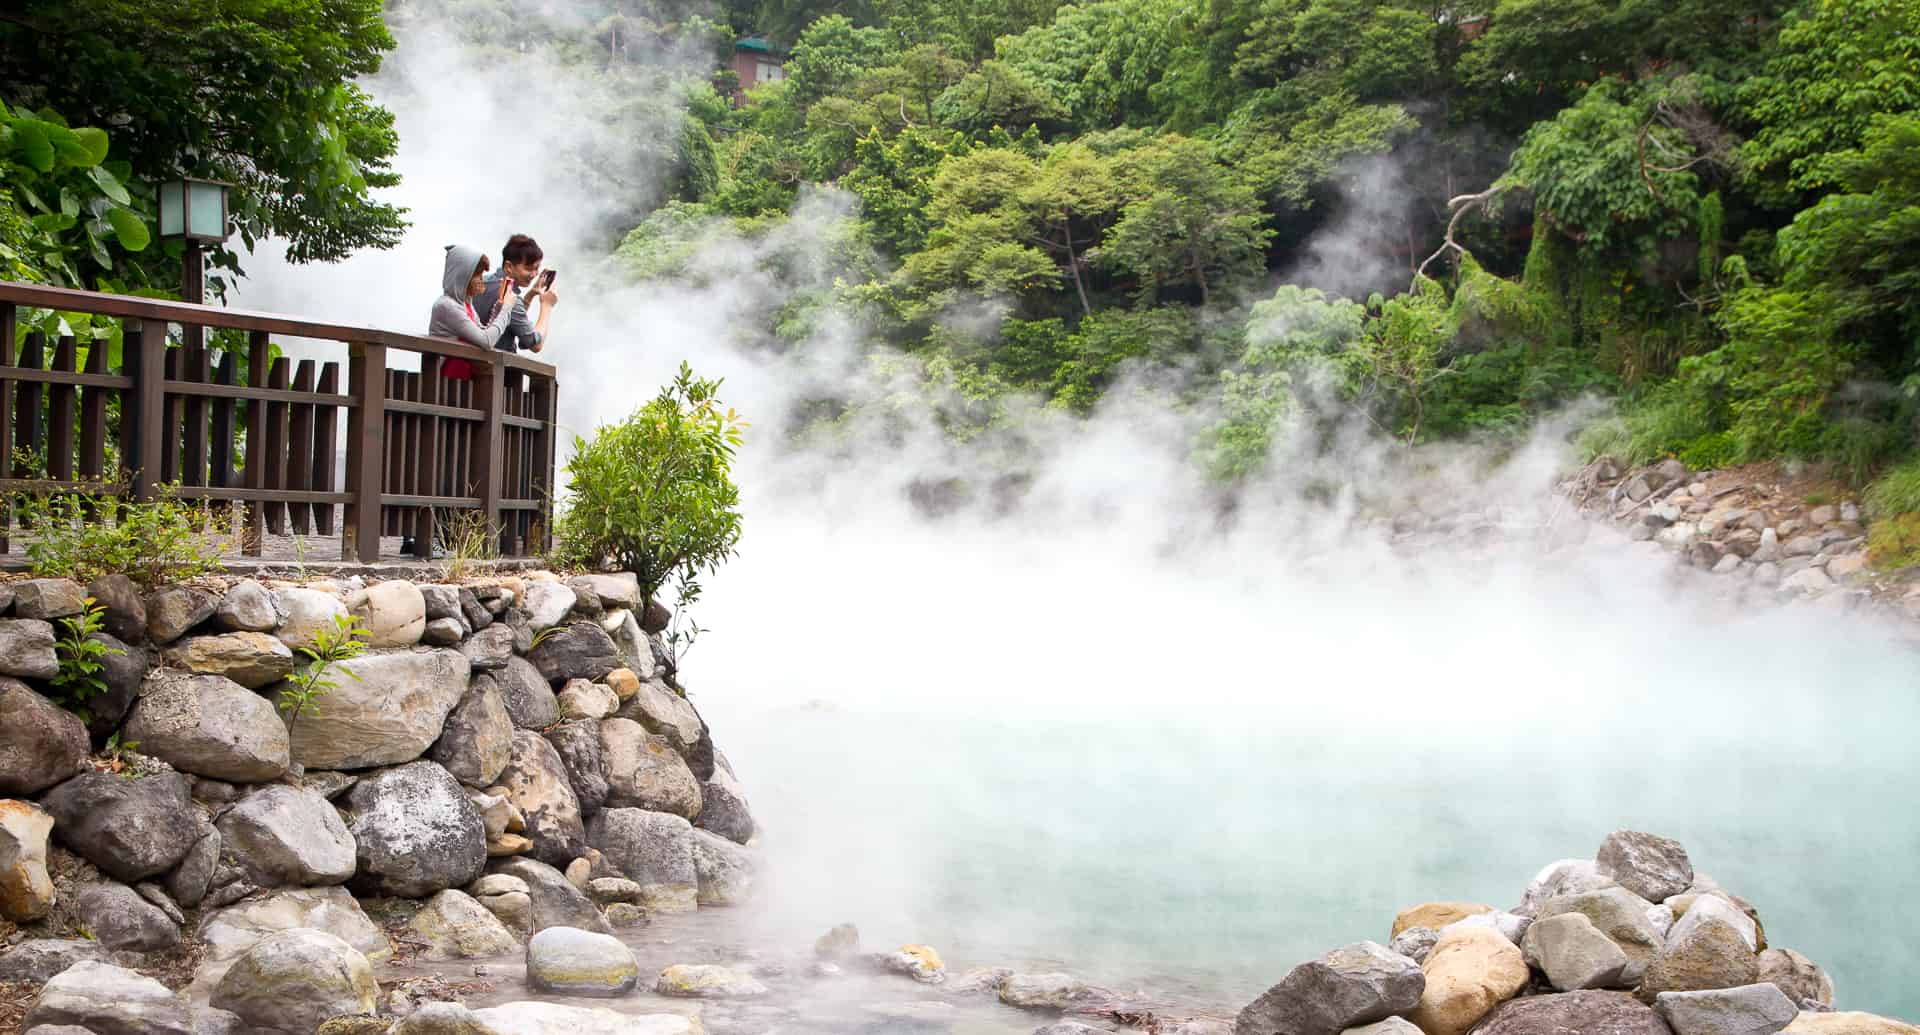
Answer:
[1392,901,1493,939]
[1784,1013,1920,1035]
[0,799,56,921]
[605,669,641,701]
[487,834,533,857]
[1409,926,1529,1035]
[1827,553,1867,579]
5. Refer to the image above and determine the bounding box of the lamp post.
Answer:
[157,176,232,347]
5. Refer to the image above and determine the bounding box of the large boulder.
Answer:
[1598,830,1695,904]
[495,657,559,729]
[1393,903,1492,939]
[87,573,148,644]
[430,681,514,788]
[197,886,392,964]
[656,963,770,999]
[543,721,609,818]
[273,588,348,651]
[1536,887,1666,982]
[210,928,378,1035]
[1639,917,1759,1001]
[344,761,487,897]
[587,808,698,912]
[0,678,86,797]
[350,580,427,648]
[575,573,641,611]
[81,633,147,744]
[527,622,620,684]
[1758,949,1834,1008]
[41,771,197,882]
[1517,859,1614,917]
[614,681,703,755]
[690,829,754,906]
[1234,941,1423,1035]
[215,579,283,632]
[11,578,86,619]
[522,582,576,631]
[75,882,180,951]
[1669,895,1760,953]
[409,889,520,959]
[123,670,290,782]
[1477,992,1675,1035]
[0,938,109,983]
[486,857,611,934]
[215,784,357,886]
[1409,926,1529,1035]
[461,625,515,672]
[1783,1015,1920,1035]
[525,926,639,996]
[695,765,755,845]
[1522,912,1630,991]
[1654,985,1797,1035]
[166,828,221,908]
[23,960,196,1035]
[145,586,218,644]
[0,619,58,679]
[599,718,701,819]
[496,731,587,866]
[0,799,56,921]
[161,632,295,689]
[286,649,470,769]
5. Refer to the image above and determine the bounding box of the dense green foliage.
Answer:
[555,364,747,604]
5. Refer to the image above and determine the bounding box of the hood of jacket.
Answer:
[442,244,485,302]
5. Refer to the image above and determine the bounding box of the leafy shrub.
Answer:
[1866,513,1920,570]
[279,614,368,724]
[6,477,223,586]
[554,363,746,604]
[1678,432,1739,471]
[50,599,123,721]
[1865,458,1920,518]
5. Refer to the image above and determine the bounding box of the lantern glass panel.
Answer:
[159,181,185,237]
[187,180,226,239]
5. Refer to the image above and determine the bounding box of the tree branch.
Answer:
[1414,185,1507,283]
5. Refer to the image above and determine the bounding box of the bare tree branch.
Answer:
[1415,184,1508,283]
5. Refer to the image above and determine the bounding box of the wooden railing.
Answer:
[0,281,558,563]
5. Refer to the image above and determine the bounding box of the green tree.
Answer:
[1101,136,1273,305]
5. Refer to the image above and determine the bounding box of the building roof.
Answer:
[734,35,779,54]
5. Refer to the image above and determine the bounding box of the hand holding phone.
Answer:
[537,269,557,291]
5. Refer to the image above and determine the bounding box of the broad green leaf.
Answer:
[106,207,151,251]
[73,126,110,165]
[89,165,131,205]
[13,120,54,172]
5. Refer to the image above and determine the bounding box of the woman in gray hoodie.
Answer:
[429,244,516,358]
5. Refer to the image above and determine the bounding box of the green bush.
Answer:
[6,479,223,586]
[554,363,745,605]
[1865,457,1920,518]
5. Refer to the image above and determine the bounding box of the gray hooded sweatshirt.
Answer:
[428,244,512,349]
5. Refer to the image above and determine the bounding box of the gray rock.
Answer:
[1783,535,1822,558]
[468,1001,694,1035]
[304,769,360,800]
[1000,971,1088,1010]
[695,766,755,845]
[496,731,587,866]
[197,885,392,964]
[480,890,535,938]
[460,625,516,673]
[210,928,379,1035]
[602,609,656,680]
[544,720,609,818]
[0,938,108,983]
[458,588,492,631]
[0,619,59,680]
[690,829,754,906]
[1538,886,1666,982]
[1671,895,1759,953]
[345,761,487,898]
[586,877,642,904]
[215,580,283,632]
[641,599,671,634]
[588,808,698,912]
[526,925,638,996]
[486,857,611,935]
[1782,567,1834,594]
[615,680,703,755]
[495,656,559,728]
[124,670,290,781]
[1655,985,1797,1035]
[87,574,147,644]
[522,582,576,632]
[431,680,514,788]
[81,633,147,744]
[286,649,471,770]
[527,622,621,684]
[0,678,88,795]
[1389,926,1438,965]
[655,963,769,999]
[423,617,466,646]
[273,588,349,651]
[166,828,222,908]
[217,784,357,886]
[575,573,642,612]
[1442,909,1530,946]
[1476,991,1674,1035]
[599,718,702,819]
[348,580,427,648]
[815,922,860,960]
[24,960,195,1035]
[1757,949,1834,1008]
[557,680,619,721]
[77,881,181,951]
[145,585,218,644]
[1640,917,1760,1000]
[408,889,520,960]
[42,771,197,882]
[1234,941,1424,1035]
[13,578,86,619]
[136,881,186,924]
[1522,912,1630,991]
[563,577,605,620]
[420,585,463,621]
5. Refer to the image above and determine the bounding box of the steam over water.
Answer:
[234,8,1920,1020]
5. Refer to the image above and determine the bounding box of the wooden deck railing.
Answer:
[0,281,558,563]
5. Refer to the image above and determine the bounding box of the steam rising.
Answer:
[236,8,1920,1017]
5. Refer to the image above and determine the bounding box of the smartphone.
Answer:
[536,269,557,290]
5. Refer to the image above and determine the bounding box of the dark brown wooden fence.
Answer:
[0,281,557,563]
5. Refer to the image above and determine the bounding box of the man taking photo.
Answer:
[476,233,558,354]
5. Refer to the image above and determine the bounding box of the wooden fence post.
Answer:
[472,357,505,553]
[343,341,386,563]
[241,330,269,554]
[128,320,167,501]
